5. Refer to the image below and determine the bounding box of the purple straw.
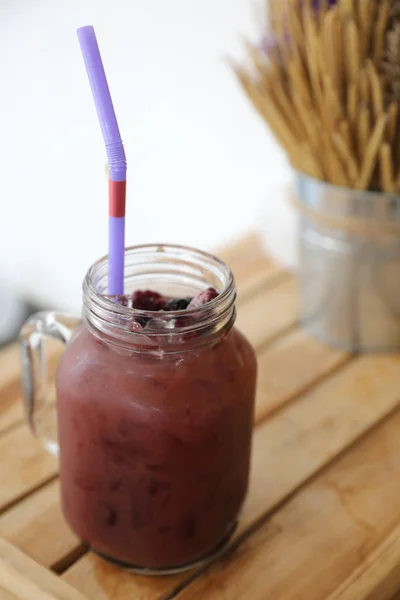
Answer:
[77,25,127,295]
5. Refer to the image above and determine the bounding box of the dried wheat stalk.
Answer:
[237,0,398,193]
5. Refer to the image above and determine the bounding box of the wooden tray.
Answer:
[1,234,400,600]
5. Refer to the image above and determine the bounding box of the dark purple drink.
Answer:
[55,245,257,572]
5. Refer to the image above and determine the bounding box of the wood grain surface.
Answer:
[0,538,89,600]
[0,233,400,600]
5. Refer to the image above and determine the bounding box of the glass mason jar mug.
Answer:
[20,244,257,574]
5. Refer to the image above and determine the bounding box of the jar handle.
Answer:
[19,311,81,456]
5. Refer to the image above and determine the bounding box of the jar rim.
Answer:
[85,243,234,316]
[82,243,236,351]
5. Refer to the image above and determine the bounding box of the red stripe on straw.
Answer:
[109,180,126,217]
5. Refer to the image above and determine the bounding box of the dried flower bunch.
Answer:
[236,0,400,192]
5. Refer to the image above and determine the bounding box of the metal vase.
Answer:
[296,172,400,352]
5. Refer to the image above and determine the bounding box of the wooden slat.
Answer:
[63,355,400,599]
[0,345,24,434]
[233,354,400,535]
[172,409,400,600]
[0,538,90,600]
[217,233,282,301]
[65,554,184,600]
[0,399,23,435]
[0,481,79,570]
[254,328,349,423]
[0,342,64,437]
[0,345,21,390]
[236,277,297,349]
[328,524,400,600]
[0,425,57,511]
[0,586,20,600]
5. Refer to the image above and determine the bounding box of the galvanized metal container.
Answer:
[296,172,400,352]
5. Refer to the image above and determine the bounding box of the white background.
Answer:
[0,0,288,312]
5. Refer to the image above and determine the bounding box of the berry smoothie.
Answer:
[55,256,257,571]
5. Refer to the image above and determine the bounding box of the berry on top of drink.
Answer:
[110,287,219,312]
[188,287,219,309]
[131,290,167,311]
[165,298,192,311]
